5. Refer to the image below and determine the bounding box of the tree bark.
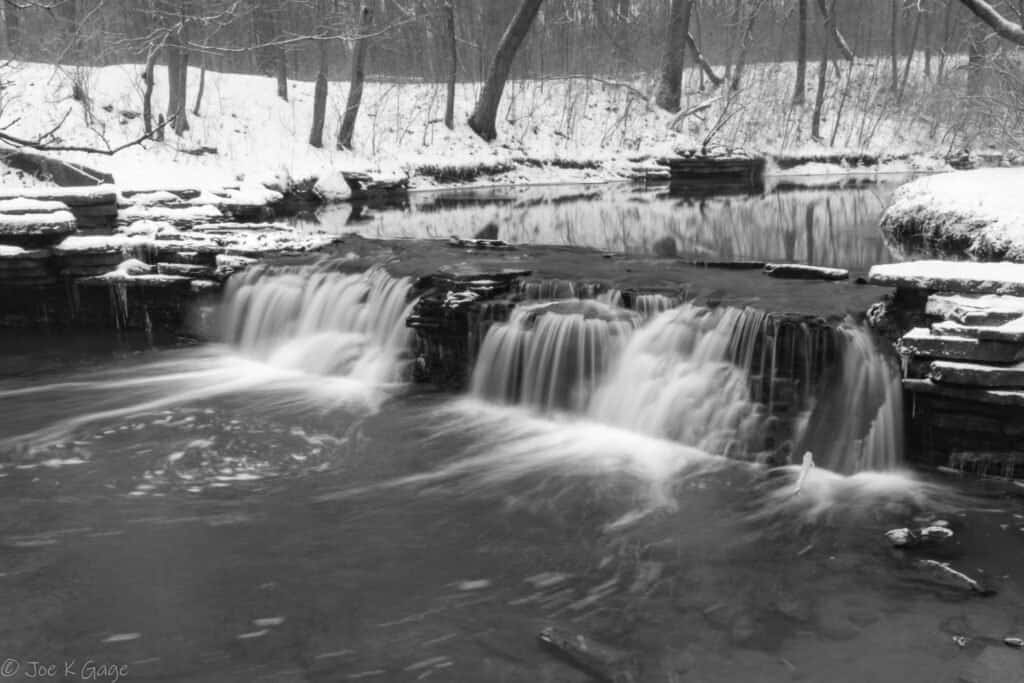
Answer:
[309,40,328,148]
[468,0,546,140]
[337,3,373,150]
[444,0,457,130]
[967,19,987,97]
[654,0,693,112]
[793,0,808,105]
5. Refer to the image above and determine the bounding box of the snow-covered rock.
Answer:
[312,171,353,202]
[881,169,1024,261]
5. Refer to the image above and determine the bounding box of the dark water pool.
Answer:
[0,338,1022,683]
[293,177,909,273]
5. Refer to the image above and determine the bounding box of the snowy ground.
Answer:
[0,56,982,192]
[880,168,1024,262]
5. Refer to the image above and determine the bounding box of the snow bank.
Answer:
[0,59,964,193]
[881,169,1024,261]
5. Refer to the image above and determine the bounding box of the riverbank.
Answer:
[0,58,1002,194]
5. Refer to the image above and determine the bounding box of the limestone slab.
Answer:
[926,293,1024,325]
[903,378,1024,407]
[930,360,1024,388]
[899,327,1024,363]
[932,318,1024,343]
[869,260,1024,295]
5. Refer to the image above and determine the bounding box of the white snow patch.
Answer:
[0,198,69,213]
[882,169,1024,260]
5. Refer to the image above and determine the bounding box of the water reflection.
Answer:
[294,178,910,271]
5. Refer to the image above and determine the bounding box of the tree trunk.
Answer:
[444,0,457,130]
[956,0,1024,45]
[193,59,206,116]
[730,3,762,92]
[811,2,832,140]
[793,0,808,105]
[654,0,693,112]
[923,0,933,78]
[166,39,190,136]
[814,0,854,61]
[898,5,923,100]
[142,48,158,135]
[686,33,723,87]
[3,3,18,57]
[309,40,328,148]
[276,50,288,101]
[467,0,546,140]
[967,20,987,97]
[890,0,900,91]
[337,3,373,150]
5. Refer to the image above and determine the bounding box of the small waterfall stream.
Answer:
[468,296,903,475]
[221,264,417,383]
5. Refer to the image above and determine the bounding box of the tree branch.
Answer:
[0,116,175,155]
[957,0,1024,45]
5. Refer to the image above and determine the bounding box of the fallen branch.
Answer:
[0,116,174,155]
[668,96,722,131]
[686,33,724,87]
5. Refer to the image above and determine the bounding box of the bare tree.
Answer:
[467,0,545,141]
[654,0,693,112]
[793,0,808,105]
[443,0,456,130]
[337,2,372,150]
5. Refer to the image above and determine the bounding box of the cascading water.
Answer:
[795,322,904,473]
[467,297,904,474]
[221,264,417,383]
[588,304,769,455]
[470,299,637,411]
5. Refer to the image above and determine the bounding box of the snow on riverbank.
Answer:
[0,58,968,192]
[881,169,1024,262]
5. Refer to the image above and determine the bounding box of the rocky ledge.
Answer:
[868,260,1024,478]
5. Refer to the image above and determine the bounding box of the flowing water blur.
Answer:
[1,218,1023,680]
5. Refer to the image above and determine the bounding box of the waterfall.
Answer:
[796,323,904,473]
[470,299,638,411]
[469,298,905,474]
[588,305,768,455]
[220,265,417,383]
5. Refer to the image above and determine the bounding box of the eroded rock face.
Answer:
[881,169,1024,262]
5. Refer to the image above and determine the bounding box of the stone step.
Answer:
[899,327,1024,363]
[0,210,77,247]
[930,360,1024,388]
[926,293,1024,325]
[869,260,1024,296]
[932,318,1024,343]
[903,378,1024,407]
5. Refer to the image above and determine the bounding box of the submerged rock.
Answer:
[885,525,954,548]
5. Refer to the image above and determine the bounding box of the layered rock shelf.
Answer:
[868,260,1024,477]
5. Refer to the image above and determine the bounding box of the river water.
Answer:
[1,184,1023,682]
[295,177,902,272]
